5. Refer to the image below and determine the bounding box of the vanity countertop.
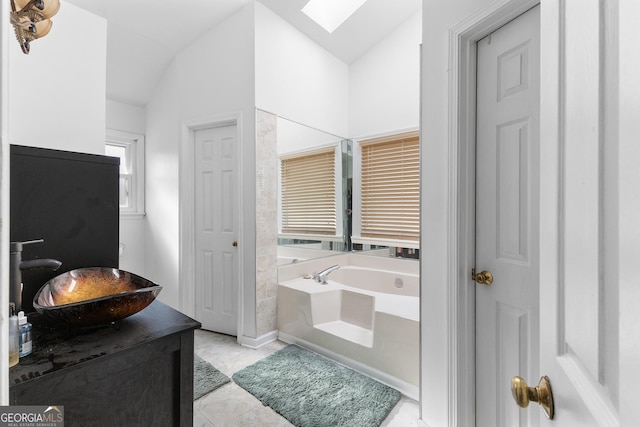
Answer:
[9,300,201,427]
[10,300,200,383]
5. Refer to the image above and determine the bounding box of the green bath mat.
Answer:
[232,345,401,427]
[194,354,230,400]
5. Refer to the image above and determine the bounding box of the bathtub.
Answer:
[277,256,419,399]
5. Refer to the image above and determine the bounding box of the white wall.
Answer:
[276,116,342,155]
[144,63,179,306]
[349,11,422,138]
[1,1,106,403]
[8,3,106,154]
[106,100,147,277]
[255,3,421,142]
[144,4,257,336]
[106,100,145,134]
[255,2,349,138]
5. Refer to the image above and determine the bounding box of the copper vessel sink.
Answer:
[33,267,162,327]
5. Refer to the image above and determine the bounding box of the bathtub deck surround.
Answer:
[281,279,378,347]
[277,253,419,399]
[278,252,419,282]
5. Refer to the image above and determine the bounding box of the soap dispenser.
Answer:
[9,303,19,367]
[18,310,33,357]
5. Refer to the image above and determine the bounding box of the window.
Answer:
[280,147,336,236]
[355,131,419,246]
[105,129,145,218]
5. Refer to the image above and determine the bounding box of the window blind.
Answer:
[281,147,336,235]
[360,131,420,241]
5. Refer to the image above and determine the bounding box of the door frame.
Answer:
[179,112,244,337]
[446,0,541,423]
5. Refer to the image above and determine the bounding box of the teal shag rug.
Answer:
[232,345,401,427]
[194,355,230,400]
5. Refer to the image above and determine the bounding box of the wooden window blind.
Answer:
[281,147,336,235]
[360,131,420,241]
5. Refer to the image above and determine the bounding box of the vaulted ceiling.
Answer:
[65,0,421,106]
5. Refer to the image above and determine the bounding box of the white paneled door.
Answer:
[475,3,618,426]
[194,125,238,336]
[475,6,540,427]
[538,1,618,425]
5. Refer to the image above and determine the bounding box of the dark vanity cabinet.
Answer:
[9,302,201,427]
[9,146,201,425]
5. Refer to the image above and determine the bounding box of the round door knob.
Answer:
[511,375,554,419]
[472,269,493,285]
[232,240,238,247]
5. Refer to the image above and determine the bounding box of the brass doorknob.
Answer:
[232,240,238,247]
[511,376,554,419]
[472,268,493,285]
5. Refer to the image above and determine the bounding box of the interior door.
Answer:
[475,6,540,427]
[537,1,618,425]
[194,125,238,335]
[475,3,620,425]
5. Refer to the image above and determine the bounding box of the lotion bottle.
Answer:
[18,310,32,357]
[9,303,19,367]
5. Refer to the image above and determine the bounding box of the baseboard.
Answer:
[278,331,419,401]
[238,330,278,349]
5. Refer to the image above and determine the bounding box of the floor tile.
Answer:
[194,330,418,426]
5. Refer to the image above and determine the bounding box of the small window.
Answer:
[355,131,420,247]
[106,129,145,218]
[280,147,336,236]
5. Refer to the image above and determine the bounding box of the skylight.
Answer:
[301,0,368,34]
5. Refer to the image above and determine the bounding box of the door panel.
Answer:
[539,1,618,425]
[195,125,238,335]
[475,6,540,427]
[496,119,530,264]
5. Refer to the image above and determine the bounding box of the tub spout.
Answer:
[313,265,340,285]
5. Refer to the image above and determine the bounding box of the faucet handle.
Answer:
[10,239,44,252]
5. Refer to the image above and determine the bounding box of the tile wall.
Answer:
[255,109,278,336]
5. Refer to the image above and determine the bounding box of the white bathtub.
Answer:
[277,258,419,399]
[327,265,419,297]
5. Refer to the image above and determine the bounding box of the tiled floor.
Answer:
[193,330,420,426]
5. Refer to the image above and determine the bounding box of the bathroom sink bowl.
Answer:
[33,267,162,327]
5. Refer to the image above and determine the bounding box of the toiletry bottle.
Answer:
[9,303,19,367]
[18,311,32,357]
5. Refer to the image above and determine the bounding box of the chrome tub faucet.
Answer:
[313,265,340,285]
